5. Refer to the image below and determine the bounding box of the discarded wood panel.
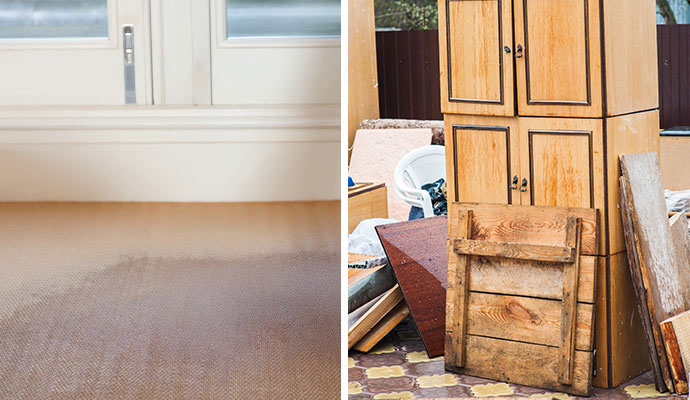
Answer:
[468,255,596,303]
[619,152,690,392]
[457,203,599,255]
[353,302,410,353]
[661,310,690,394]
[446,203,598,395]
[619,175,670,392]
[466,292,594,351]
[375,216,448,357]
[348,291,386,329]
[348,265,384,286]
[620,153,690,321]
[348,284,403,349]
[463,335,593,396]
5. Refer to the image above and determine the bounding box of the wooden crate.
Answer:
[348,183,388,233]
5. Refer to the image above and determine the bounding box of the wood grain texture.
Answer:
[348,285,404,349]
[559,217,582,384]
[468,254,596,303]
[513,0,602,118]
[603,0,659,116]
[466,292,594,351]
[619,172,672,392]
[661,310,690,394]
[457,203,599,255]
[455,239,574,263]
[348,183,388,233]
[606,110,661,254]
[438,0,514,116]
[376,216,448,357]
[348,0,379,158]
[463,335,593,396]
[353,302,410,353]
[660,136,690,191]
[445,208,472,369]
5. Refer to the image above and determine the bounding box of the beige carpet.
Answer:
[0,202,340,399]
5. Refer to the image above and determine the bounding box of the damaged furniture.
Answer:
[438,0,660,388]
[348,182,388,233]
[444,203,598,396]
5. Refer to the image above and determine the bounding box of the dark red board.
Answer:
[375,216,448,357]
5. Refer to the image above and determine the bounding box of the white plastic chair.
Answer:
[393,145,446,218]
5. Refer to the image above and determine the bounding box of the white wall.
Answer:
[0,106,340,202]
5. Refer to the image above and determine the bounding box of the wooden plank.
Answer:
[347,183,388,233]
[466,292,594,351]
[348,265,384,286]
[456,203,599,255]
[619,171,672,392]
[462,335,593,396]
[454,239,574,263]
[376,216,448,357]
[559,217,582,385]
[353,302,410,353]
[661,310,690,394]
[445,208,472,370]
[348,284,403,349]
[468,255,596,304]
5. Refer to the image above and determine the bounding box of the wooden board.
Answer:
[660,136,690,191]
[353,302,410,353]
[348,183,388,233]
[347,0,379,160]
[661,310,690,394]
[446,203,598,395]
[348,284,403,349]
[376,216,448,357]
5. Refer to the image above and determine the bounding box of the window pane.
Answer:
[0,0,108,39]
[226,0,340,39]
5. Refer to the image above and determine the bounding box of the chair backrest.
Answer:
[394,145,446,194]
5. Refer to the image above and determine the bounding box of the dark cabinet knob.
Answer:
[510,175,518,190]
[515,44,524,58]
[519,178,528,192]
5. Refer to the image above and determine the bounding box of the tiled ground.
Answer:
[349,318,685,400]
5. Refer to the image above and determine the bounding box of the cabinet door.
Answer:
[439,0,514,116]
[518,117,604,211]
[513,0,602,118]
[445,115,520,205]
[0,0,150,105]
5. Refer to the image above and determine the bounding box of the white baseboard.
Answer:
[0,105,340,202]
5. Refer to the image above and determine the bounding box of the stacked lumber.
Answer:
[444,203,599,396]
[619,152,690,394]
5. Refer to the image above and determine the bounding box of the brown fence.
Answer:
[377,26,690,129]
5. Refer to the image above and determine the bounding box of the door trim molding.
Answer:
[522,0,592,106]
[452,124,513,203]
[445,0,505,105]
[527,129,594,208]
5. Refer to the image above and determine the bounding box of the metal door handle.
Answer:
[515,44,524,58]
[504,46,511,54]
[519,178,528,192]
[123,25,136,104]
[510,175,518,190]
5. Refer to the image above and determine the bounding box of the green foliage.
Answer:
[375,0,438,30]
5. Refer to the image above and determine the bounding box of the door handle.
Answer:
[510,175,518,190]
[515,44,524,59]
[519,178,528,192]
[123,25,136,105]
[504,46,512,55]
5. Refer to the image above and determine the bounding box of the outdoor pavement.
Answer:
[349,318,685,400]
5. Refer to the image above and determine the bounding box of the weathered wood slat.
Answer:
[463,335,593,396]
[348,284,403,349]
[445,208,472,369]
[661,310,690,394]
[466,292,594,351]
[559,217,582,385]
[456,203,598,256]
[353,301,410,353]
[454,239,574,263]
[468,255,596,303]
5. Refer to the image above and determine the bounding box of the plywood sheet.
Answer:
[376,216,448,357]
[348,128,434,221]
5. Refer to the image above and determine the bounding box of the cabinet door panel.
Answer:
[445,115,519,204]
[439,0,514,116]
[513,0,602,117]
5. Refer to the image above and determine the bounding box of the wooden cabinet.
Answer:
[439,0,657,118]
[441,0,660,386]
